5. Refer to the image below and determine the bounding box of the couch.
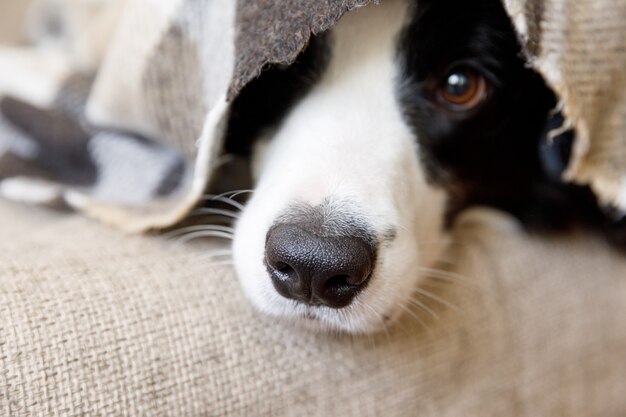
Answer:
[2,201,625,416]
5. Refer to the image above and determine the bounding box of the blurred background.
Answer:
[0,1,30,44]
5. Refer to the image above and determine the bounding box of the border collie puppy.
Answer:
[221,0,612,333]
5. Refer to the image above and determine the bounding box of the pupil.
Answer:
[446,72,470,96]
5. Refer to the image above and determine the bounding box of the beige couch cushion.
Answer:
[1,201,625,416]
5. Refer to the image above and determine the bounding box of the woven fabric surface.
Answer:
[505,0,626,207]
[1,202,625,416]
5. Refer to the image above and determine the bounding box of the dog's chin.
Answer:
[235,270,424,334]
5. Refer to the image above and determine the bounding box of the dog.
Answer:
[221,0,623,333]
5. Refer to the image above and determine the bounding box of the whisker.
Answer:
[412,288,465,314]
[201,194,245,211]
[419,267,486,290]
[190,208,240,219]
[195,260,234,268]
[406,298,440,320]
[172,231,234,245]
[190,249,233,263]
[397,303,434,336]
[164,225,235,246]
[214,189,254,199]
[406,298,456,341]
[196,248,233,256]
[164,225,235,238]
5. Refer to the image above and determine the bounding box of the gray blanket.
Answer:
[0,0,624,231]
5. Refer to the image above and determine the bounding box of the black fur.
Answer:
[224,34,330,157]
[397,0,625,248]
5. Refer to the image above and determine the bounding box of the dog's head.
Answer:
[226,0,557,333]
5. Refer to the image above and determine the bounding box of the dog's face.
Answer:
[228,0,556,333]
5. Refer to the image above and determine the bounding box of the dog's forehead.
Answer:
[224,0,414,158]
[288,0,412,126]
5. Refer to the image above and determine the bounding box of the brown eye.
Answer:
[438,67,487,111]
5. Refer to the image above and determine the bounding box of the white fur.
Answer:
[233,0,448,333]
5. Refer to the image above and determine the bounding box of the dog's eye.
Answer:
[437,66,487,111]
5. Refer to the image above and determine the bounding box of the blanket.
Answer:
[0,0,624,232]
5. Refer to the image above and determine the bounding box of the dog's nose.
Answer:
[265,223,375,308]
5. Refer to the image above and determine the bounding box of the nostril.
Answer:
[316,272,370,308]
[268,260,299,284]
[266,258,309,302]
[326,274,357,290]
[274,262,294,276]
